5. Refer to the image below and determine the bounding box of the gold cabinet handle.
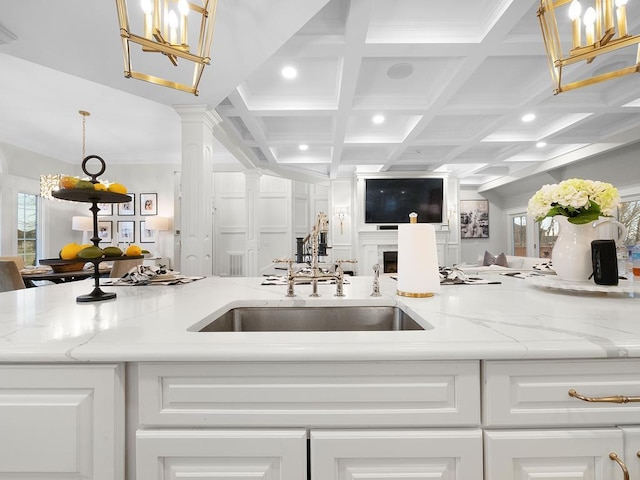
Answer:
[609,453,629,480]
[568,389,640,404]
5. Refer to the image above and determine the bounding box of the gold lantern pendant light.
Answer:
[538,0,640,94]
[116,0,217,95]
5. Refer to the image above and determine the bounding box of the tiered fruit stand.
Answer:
[40,155,142,302]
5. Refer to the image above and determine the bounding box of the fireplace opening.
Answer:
[383,251,398,273]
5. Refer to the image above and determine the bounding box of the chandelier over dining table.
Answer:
[115,0,217,95]
[538,0,640,94]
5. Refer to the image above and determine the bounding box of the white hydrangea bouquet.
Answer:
[527,178,620,225]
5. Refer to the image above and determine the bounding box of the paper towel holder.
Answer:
[396,212,440,298]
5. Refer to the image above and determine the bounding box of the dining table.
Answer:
[20,268,95,288]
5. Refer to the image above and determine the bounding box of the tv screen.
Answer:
[365,178,444,224]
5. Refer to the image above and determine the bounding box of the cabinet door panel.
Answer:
[621,426,640,480]
[0,364,123,480]
[485,429,624,479]
[483,359,640,427]
[136,429,306,480]
[137,361,480,428]
[311,429,483,480]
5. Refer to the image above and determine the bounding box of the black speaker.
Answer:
[591,239,618,286]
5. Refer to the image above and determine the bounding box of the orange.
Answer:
[59,176,79,189]
[108,183,127,194]
[125,245,142,256]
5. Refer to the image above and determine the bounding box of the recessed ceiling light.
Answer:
[536,141,547,148]
[281,66,297,79]
[522,113,536,122]
[298,144,309,151]
[372,114,385,124]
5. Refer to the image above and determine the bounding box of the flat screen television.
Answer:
[365,178,444,224]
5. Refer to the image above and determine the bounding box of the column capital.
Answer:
[173,105,222,128]
[243,170,262,180]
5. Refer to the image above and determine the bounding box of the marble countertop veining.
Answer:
[0,274,638,362]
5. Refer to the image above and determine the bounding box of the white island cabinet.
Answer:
[1,275,639,479]
[0,364,123,479]
[484,359,640,479]
[134,360,482,479]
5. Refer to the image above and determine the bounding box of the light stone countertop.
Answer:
[0,274,639,362]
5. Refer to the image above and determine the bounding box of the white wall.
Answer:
[4,139,639,272]
[211,171,331,276]
[259,174,292,271]
[0,142,178,262]
[0,143,83,260]
[213,172,246,276]
[458,186,507,264]
[94,163,176,260]
[494,142,640,212]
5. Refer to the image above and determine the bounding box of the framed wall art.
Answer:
[118,193,135,216]
[117,220,135,243]
[139,220,156,243]
[140,193,158,216]
[97,221,112,243]
[140,193,158,215]
[460,199,489,239]
[96,202,113,216]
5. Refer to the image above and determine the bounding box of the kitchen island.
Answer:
[1,274,639,479]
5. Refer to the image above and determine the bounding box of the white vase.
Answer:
[552,216,627,282]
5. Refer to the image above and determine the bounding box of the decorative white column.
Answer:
[174,105,219,277]
[244,170,261,277]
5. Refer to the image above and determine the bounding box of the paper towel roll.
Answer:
[397,221,440,297]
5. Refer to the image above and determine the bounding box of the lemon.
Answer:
[94,183,107,191]
[108,183,127,194]
[60,242,83,260]
[125,245,142,256]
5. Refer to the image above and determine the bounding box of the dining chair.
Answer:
[110,258,144,279]
[0,255,25,271]
[0,260,26,292]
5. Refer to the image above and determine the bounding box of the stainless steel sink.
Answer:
[191,306,425,332]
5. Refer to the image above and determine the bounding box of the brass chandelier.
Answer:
[115,0,217,95]
[538,0,640,94]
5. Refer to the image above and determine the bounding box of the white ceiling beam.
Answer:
[329,0,377,179]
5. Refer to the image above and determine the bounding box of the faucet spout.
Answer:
[275,213,356,297]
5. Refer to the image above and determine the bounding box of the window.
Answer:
[538,217,558,259]
[17,192,37,266]
[618,200,640,246]
[512,215,527,256]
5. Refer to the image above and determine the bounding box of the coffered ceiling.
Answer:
[1,0,640,190]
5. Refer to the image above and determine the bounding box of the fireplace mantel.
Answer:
[356,228,455,274]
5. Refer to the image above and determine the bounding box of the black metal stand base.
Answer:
[76,287,116,303]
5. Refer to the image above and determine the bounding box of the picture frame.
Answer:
[140,193,158,216]
[139,220,156,243]
[118,193,135,216]
[117,220,135,243]
[96,202,113,216]
[460,199,489,239]
[97,221,112,243]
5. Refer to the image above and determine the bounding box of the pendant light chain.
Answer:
[79,110,90,160]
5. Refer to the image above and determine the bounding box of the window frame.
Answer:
[17,191,39,266]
